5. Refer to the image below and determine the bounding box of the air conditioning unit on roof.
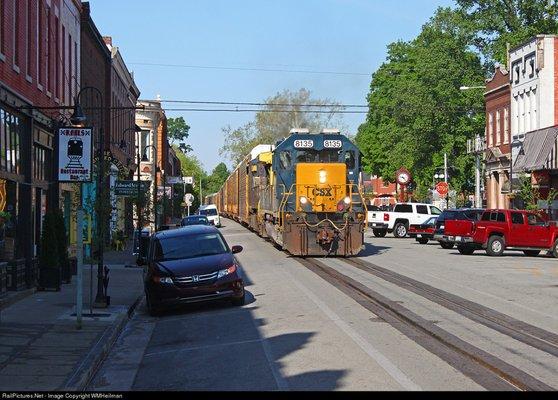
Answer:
[321,128,340,134]
[289,128,310,135]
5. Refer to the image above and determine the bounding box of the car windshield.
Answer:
[153,232,229,261]
[424,217,437,225]
[199,208,218,216]
[181,216,208,225]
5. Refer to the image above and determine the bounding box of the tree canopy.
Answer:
[167,116,192,153]
[219,88,345,165]
[356,7,485,194]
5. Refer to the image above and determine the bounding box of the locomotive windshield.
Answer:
[296,149,340,163]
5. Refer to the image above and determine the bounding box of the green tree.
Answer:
[456,0,558,64]
[356,8,485,194]
[220,88,346,164]
[205,162,230,195]
[167,116,192,153]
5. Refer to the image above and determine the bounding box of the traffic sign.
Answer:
[166,176,182,184]
[436,181,449,196]
[183,176,194,185]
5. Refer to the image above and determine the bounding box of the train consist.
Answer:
[206,128,367,256]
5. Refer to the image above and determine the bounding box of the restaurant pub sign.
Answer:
[58,127,93,182]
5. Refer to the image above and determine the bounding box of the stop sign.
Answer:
[436,181,449,196]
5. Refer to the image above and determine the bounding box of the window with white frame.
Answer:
[503,107,509,144]
[495,110,501,145]
[488,112,493,147]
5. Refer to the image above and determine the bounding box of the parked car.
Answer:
[445,209,558,257]
[409,216,438,244]
[142,225,245,315]
[367,203,442,238]
[198,204,221,227]
[433,208,484,249]
[181,215,210,226]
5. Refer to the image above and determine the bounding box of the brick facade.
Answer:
[484,65,511,209]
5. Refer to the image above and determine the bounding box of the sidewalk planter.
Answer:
[26,258,38,288]
[38,267,61,291]
[69,257,77,276]
[0,262,7,298]
[7,259,26,291]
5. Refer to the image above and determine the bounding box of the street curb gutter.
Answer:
[61,294,144,391]
[0,288,36,311]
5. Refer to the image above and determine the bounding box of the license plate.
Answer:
[417,234,422,238]
[456,236,461,241]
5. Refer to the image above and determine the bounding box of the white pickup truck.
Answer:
[368,203,443,238]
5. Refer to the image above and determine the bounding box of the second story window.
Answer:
[488,112,493,147]
[495,110,501,145]
[503,107,509,144]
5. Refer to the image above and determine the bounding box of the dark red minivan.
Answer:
[142,225,245,316]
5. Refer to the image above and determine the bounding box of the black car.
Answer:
[433,208,484,249]
[142,225,245,315]
[181,215,210,226]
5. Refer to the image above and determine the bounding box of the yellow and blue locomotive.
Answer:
[208,128,367,256]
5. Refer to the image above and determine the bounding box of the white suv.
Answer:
[368,203,442,238]
[198,204,221,227]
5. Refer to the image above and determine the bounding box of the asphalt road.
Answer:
[89,219,558,391]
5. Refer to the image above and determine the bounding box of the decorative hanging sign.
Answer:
[58,127,93,182]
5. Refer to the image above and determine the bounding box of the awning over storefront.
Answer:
[513,125,558,172]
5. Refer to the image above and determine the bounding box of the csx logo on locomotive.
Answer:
[312,188,333,197]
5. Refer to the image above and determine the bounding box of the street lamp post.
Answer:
[70,86,108,308]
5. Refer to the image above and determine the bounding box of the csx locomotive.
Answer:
[207,128,367,256]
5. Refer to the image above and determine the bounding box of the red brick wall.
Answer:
[555,37,558,126]
[0,0,80,118]
[485,67,511,154]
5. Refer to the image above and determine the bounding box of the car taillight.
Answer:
[384,213,390,221]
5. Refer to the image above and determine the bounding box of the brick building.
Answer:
[484,64,511,209]
[360,173,397,208]
[135,99,169,230]
[104,36,140,236]
[0,1,81,275]
[510,35,558,213]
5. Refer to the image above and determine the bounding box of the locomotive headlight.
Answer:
[300,196,308,204]
[319,170,327,184]
[343,196,351,205]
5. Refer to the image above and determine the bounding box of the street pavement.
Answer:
[0,248,144,391]
[89,218,558,391]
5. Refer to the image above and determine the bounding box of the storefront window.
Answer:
[0,109,21,175]
[0,180,19,261]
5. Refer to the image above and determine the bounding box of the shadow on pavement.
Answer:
[129,265,347,391]
[358,242,390,257]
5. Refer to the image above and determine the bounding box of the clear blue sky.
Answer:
[89,0,455,172]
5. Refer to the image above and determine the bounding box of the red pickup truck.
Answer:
[444,209,558,257]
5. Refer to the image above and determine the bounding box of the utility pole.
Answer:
[199,175,203,206]
[444,153,449,208]
[475,139,481,208]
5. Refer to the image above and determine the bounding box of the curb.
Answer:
[0,288,37,311]
[61,293,144,391]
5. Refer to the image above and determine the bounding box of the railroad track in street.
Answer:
[296,257,557,391]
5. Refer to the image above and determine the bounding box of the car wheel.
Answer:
[417,238,429,245]
[523,250,541,257]
[486,236,505,256]
[440,242,454,249]
[373,229,387,238]
[457,245,475,255]
[231,290,246,307]
[393,222,408,238]
[552,240,558,258]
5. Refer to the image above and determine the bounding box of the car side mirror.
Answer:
[231,245,243,254]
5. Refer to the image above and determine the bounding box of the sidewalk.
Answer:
[103,239,138,267]
[0,258,144,391]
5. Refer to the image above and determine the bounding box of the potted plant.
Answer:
[38,212,61,291]
[53,210,71,284]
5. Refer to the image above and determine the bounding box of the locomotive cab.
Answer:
[269,128,366,256]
